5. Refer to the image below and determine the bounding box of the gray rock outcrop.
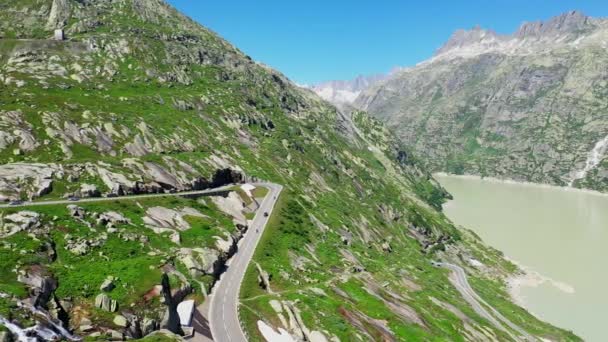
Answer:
[46,0,71,30]
[1,211,41,238]
[95,293,118,312]
[0,163,60,200]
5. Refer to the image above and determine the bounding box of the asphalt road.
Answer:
[3,182,283,341]
[440,263,536,342]
[208,183,283,342]
[0,185,235,209]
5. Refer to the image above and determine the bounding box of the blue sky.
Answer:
[167,1,608,85]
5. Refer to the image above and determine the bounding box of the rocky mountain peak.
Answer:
[435,25,502,56]
[514,10,593,39]
[432,11,599,59]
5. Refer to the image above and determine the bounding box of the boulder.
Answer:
[66,240,89,255]
[107,329,123,341]
[113,315,128,327]
[97,211,130,227]
[95,293,118,312]
[255,262,272,293]
[338,229,353,246]
[67,205,86,218]
[100,276,116,292]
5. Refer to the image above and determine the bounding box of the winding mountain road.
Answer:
[2,182,283,342]
[4,184,535,341]
[439,262,535,342]
[0,186,235,209]
[207,183,282,342]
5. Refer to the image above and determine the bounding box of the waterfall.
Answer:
[569,134,608,187]
[19,302,81,341]
[0,301,81,342]
[0,316,36,342]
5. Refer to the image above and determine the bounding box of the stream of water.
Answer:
[569,134,608,186]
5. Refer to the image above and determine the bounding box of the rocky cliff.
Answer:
[0,1,579,341]
[356,11,608,191]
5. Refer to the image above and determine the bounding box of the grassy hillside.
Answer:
[0,0,580,341]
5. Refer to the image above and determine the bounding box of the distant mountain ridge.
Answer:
[353,10,608,191]
[310,73,389,105]
[432,11,598,60]
[313,10,602,108]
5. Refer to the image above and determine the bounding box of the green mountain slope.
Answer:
[0,1,579,341]
[356,11,608,191]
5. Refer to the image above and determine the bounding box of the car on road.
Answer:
[9,200,24,206]
[264,212,269,217]
[105,193,118,198]
[68,197,81,202]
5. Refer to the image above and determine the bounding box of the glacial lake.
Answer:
[436,174,608,342]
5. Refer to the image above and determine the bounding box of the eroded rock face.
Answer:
[143,206,201,231]
[79,183,101,198]
[263,299,338,342]
[0,163,60,201]
[0,111,38,153]
[96,166,139,196]
[179,247,220,277]
[210,192,247,227]
[17,268,58,310]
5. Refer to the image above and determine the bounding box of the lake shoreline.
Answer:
[437,174,579,308]
[505,260,575,309]
[437,174,600,340]
[434,172,608,198]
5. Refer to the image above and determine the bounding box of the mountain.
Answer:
[311,73,390,106]
[355,11,608,191]
[0,1,579,341]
